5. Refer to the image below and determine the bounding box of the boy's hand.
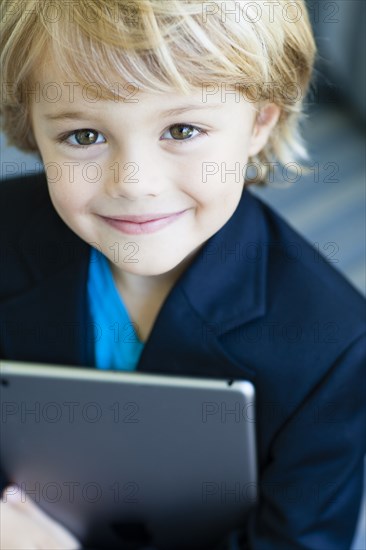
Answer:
[0,484,82,550]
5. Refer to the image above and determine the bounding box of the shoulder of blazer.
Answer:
[0,173,89,300]
[255,193,366,326]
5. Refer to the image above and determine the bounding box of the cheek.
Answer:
[180,149,249,207]
[46,170,96,222]
[35,138,99,207]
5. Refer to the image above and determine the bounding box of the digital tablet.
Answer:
[0,360,257,550]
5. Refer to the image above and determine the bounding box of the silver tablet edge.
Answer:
[0,360,255,397]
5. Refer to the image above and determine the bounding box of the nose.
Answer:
[105,145,165,200]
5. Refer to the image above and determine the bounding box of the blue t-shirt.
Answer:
[87,247,144,370]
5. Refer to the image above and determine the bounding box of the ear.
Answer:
[248,104,281,157]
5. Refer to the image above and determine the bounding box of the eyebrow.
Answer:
[43,103,222,122]
[43,110,97,121]
[159,103,222,118]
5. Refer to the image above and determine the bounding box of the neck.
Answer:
[109,245,202,299]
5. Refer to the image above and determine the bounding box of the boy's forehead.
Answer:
[32,53,256,119]
[35,58,134,102]
[31,63,242,117]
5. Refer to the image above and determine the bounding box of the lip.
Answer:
[99,209,189,235]
[101,211,186,223]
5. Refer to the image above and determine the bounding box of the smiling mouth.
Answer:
[98,209,189,235]
[102,210,187,223]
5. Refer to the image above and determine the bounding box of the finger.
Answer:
[37,518,82,550]
[4,486,81,549]
[35,530,82,550]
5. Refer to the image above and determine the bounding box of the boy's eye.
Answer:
[57,129,106,148]
[73,129,102,146]
[162,124,206,142]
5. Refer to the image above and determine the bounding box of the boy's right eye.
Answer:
[56,129,107,149]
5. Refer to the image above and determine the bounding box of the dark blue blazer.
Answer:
[1,173,365,549]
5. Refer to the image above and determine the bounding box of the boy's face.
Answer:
[31,63,278,279]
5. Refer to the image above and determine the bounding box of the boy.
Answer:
[1,0,365,548]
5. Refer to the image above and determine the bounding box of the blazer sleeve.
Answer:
[243,332,366,550]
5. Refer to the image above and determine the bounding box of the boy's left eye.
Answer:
[161,124,207,143]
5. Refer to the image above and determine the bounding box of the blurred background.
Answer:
[255,3,366,546]
[251,0,366,298]
[1,0,365,546]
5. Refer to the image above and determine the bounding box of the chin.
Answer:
[130,257,186,277]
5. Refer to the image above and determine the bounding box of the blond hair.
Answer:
[0,0,316,185]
